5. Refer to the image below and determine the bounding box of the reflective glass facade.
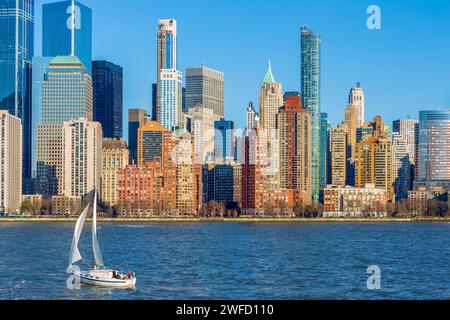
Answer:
[301,26,321,202]
[31,56,53,178]
[92,60,123,139]
[214,119,235,162]
[0,0,34,189]
[417,110,450,186]
[42,0,92,74]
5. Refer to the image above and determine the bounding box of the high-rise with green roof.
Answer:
[36,55,93,196]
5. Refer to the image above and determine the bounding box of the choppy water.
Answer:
[0,222,449,300]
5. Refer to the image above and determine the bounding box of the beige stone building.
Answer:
[102,138,129,206]
[331,124,348,186]
[63,118,102,198]
[344,104,358,160]
[52,195,82,216]
[324,184,388,218]
[0,111,22,214]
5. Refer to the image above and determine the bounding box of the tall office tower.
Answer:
[331,124,348,186]
[301,26,321,202]
[128,108,148,165]
[37,56,93,196]
[136,120,177,209]
[356,137,393,196]
[241,129,269,213]
[188,105,215,164]
[174,131,198,214]
[42,0,92,74]
[246,102,259,132]
[392,119,418,165]
[392,132,411,199]
[259,60,282,191]
[42,56,93,123]
[0,111,22,214]
[259,60,283,135]
[92,61,123,139]
[156,19,177,123]
[416,109,450,190]
[159,69,182,130]
[349,83,365,128]
[0,0,34,192]
[102,138,129,206]
[320,112,331,194]
[277,94,312,205]
[214,119,235,163]
[344,104,358,160]
[62,118,102,197]
[31,57,52,180]
[186,66,225,119]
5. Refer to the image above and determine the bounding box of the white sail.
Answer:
[92,191,104,267]
[69,203,90,266]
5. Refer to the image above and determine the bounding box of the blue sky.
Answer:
[35,0,450,141]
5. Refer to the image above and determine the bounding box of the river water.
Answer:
[0,222,449,300]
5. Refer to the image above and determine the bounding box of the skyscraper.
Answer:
[31,57,52,179]
[128,108,148,165]
[62,118,102,197]
[159,69,182,130]
[356,137,393,196]
[416,109,450,189]
[331,124,348,186]
[214,119,235,163]
[301,26,321,202]
[349,83,365,128]
[393,119,418,165]
[186,66,225,119]
[277,94,312,205]
[259,60,283,134]
[246,102,259,132]
[0,0,34,192]
[156,19,177,123]
[392,132,411,199]
[0,111,22,214]
[37,56,93,196]
[42,0,92,74]
[344,104,358,160]
[188,105,215,164]
[92,60,123,139]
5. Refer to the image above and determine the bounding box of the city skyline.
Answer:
[31,0,450,142]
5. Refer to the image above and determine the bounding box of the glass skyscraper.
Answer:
[156,19,177,124]
[214,119,235,163]
[301,26,321,202]
[36,55,93,196]
[0,0,34,192]
[31,56,53,178]
[416,109,450,189]
[92,60,123,139]
[42,0,92,74]
[159,69,182,131]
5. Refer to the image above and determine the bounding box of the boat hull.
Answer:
[75,272,136,288]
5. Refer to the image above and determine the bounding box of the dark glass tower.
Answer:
[42,0,92,73]
[0,0,34,192]
[92,61,123,139]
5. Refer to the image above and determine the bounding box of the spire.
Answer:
[262,59,276,85]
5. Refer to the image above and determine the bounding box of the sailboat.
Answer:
[68,191,136,288]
